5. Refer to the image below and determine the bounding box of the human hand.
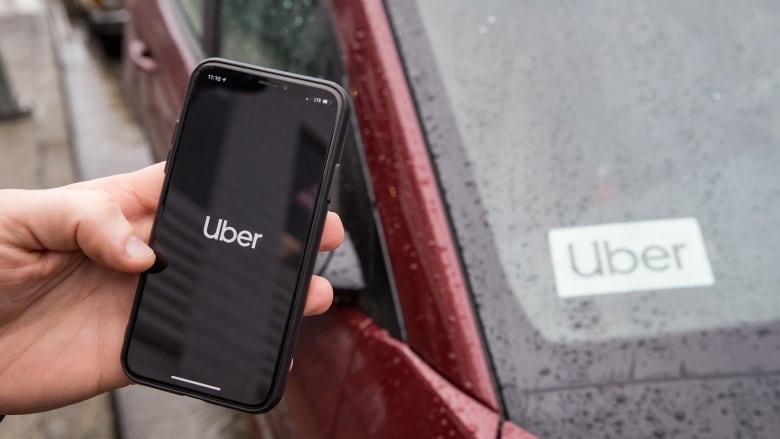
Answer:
[0,163,343,414]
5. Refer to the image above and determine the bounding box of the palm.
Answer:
[0,173,157,413]
[0,163,341,414]
[0,255,139,412]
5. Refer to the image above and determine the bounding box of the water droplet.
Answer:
[487,15,497,24]
[478,25,488,34]
[710,90,723,101]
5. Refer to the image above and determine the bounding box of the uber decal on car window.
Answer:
[548,218,715,299]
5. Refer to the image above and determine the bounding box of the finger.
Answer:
[71,162,165,221]
[303,275,333,316]
[2,188,156,273]
[122,162,166,215]
[68,165,340,254]
[319,212,344,252]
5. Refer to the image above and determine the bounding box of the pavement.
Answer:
[0,0,113,435]
[0,0,75,190]
[46,0,152,180]
[0,1,251,438]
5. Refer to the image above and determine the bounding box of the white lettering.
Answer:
[236,230,252,247]
[202,216,220,239]
[202,216,262,250]
[219,221,237,243]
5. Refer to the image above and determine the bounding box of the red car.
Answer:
[124,1,780,438]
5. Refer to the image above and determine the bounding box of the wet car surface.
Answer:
[388,0,780,437]
[125,0,779,437]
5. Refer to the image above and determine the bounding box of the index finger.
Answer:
[73,162,344,251]
[320,212,344,251]
[69,162,165,220]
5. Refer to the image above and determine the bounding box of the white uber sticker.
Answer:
[548,218,715,299]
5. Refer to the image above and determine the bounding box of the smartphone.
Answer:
[121,58,349,412]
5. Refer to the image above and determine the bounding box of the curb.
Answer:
[44,0,152,181]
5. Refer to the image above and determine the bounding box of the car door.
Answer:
[211,1,505,437]
[123,0,203,159]
[123,1,506,436]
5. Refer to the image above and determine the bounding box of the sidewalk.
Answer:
[0,0,75,189]
[2,2,253,438]
[46,0,152,180]
[0,0,115,436]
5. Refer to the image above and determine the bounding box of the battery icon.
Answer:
[322,99,329,104]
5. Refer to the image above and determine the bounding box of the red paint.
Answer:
[252,312,366,438]
[125,0,509,435]
[330,0,498,410]
[123,0,194,159]
[253,310,500,438]
[311,309,498,439]
[502,421,540,439]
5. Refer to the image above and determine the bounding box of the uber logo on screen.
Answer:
[548,218,715,298]
[202,216,263,249]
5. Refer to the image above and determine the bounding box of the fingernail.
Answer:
[126,235,154,259]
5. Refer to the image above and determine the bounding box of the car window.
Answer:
[217,0,341,82]
[387,0,780,437]
[217,0,404,339]
[175,0,205,41]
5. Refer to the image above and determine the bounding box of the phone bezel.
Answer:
[120,58,350,413]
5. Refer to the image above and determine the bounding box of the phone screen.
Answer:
[124,64,340,406]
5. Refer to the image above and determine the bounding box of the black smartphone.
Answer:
[121,58,349,412]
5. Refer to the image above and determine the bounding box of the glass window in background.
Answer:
[176,0,205,41]
[218,0,341,82]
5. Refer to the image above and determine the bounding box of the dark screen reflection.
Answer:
[126,69,336,406]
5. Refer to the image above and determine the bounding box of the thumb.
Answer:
[0,188,156,272]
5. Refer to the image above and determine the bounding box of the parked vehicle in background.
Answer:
[73,0,126,37]
[124,0,780,438]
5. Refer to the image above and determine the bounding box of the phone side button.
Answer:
[170,119,179,145]
[164,149,173,174]
[326,163,340,204]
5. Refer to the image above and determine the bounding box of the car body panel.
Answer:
[387,2,780,437]
[330,0,498,411]
[252,310,503,439]
[123,0,195,160]
[253,312,365,438]
[330,309,499,439]
[299,309,500,439]
[76,0,127,35]
[123,0,532,436]
[502,421,539,439]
